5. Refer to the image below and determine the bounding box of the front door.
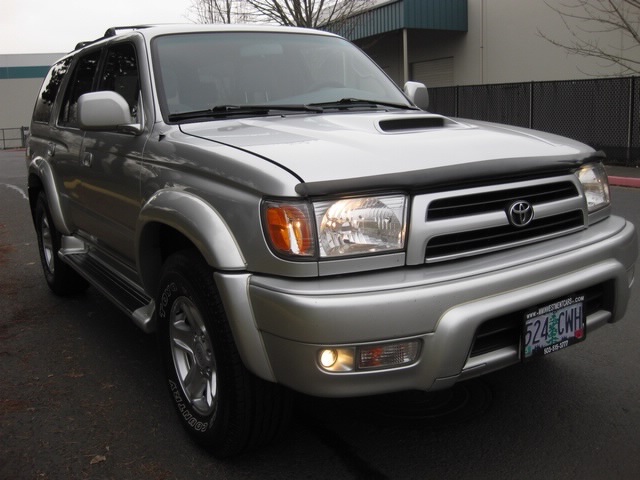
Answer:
[78,42,147,263]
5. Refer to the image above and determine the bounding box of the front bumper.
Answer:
[218,216,637,397]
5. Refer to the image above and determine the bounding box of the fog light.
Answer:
[317,348,355,372]
[357,341,421,370]
[320,349,338,368]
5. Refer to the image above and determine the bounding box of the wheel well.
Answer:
[27,174,44,220]
[139,223,202,295]
[159,224,199,261]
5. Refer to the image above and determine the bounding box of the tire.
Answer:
[156,250,291,457]
[34,191,88,295]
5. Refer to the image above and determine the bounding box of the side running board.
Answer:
[58,237,156,333]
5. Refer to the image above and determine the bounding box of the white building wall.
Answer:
[0,53,62,131]
[475,0,631,84]
[363,0,640,88]
[451,0,636,85]
[0,78,44,130]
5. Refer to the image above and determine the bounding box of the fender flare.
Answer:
[136,188,246,292]
[27,156,73,235]
[137,190,273,381]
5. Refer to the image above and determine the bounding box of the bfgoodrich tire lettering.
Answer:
[157,250,291,457]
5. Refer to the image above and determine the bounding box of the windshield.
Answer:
[152,31,412,121]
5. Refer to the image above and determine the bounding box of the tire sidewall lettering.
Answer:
[158,281,178,319]
[168,379,210,433]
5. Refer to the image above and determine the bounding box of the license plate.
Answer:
[522,293,586,360]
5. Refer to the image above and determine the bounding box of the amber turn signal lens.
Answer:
[265,203,315,256]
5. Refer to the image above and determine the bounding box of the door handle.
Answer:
[82,152,93,167]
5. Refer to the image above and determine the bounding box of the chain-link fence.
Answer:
[429,77,639,166]
[1,127,29,150]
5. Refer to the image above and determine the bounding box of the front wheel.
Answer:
[157,250,291,457]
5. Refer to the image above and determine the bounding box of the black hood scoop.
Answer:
[378,115,446,132]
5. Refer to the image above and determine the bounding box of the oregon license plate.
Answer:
[523,293,586,360]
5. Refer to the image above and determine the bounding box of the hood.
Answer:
[179,111,599,195]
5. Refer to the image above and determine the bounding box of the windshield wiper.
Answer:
[168,104,323,122]
[310,98,419,111]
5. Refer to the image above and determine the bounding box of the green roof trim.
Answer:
[332,0,468,41]
[0,65,50,80]
[405,0,468,30]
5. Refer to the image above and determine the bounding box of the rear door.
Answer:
[52,48,103,234]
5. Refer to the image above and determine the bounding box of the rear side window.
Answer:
[58,50,101,127]
[32,57,72,124]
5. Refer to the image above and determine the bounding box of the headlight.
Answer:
[575,162,610,213]
[263,194,408,259]
[314,195,407,257]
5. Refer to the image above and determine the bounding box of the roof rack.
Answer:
[103,25,154,38]
[74,25,154,51]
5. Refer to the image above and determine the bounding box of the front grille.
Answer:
[469,282,613,358]
[427,181,578,220]
[425,210,584,259]
[412,178,586,263]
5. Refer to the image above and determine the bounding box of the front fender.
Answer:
[136,189,247,292]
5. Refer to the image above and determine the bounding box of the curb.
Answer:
[609,176,640,188]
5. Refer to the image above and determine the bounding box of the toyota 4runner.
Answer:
[27,24,638,456]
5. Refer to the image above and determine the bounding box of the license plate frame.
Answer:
[522,293,586,361]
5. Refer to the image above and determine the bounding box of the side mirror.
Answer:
[78,91,141,134]
[404,81,429,110]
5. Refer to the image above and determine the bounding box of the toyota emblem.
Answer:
[508,201,534,227]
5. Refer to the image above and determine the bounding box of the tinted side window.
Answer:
[99,43,140,122]
[33,57,72,124]
[58,50,101,127]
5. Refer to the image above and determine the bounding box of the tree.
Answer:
[190,0,252,24]
[245,0,372,28]
[190,0,373,29]
[539,0,640,75]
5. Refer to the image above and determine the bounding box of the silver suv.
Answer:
[27,24,637,456]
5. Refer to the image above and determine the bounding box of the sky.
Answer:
[1,0,194,55]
